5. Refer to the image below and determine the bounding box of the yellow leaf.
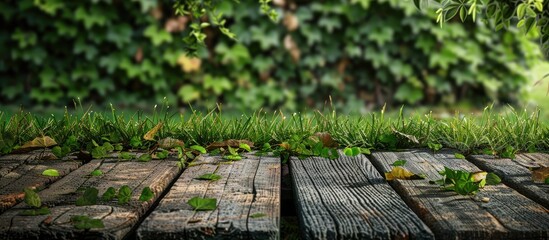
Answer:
[143,122,163,141]
[279,142,291,150]
[470,171,487,182]
[385,166,415,180]
[21,136,57,149]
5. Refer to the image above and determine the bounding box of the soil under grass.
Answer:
[1,105,548,157]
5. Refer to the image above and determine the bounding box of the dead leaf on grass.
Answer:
[391,128,419,144]
[144,122,163,141]
[158,137,184,149]
[20,136,57,150]
[279,142,291,150]
[312,132,338,148]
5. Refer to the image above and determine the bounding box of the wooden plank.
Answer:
[290,153,434,240]
[370,149,549,239]
[247,156,280,239]
[137,153,280,240]
[0,150,82,213]
[0,157,181,240]
[469,153,549,209]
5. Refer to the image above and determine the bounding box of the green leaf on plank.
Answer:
[485,172,501,185]
[138,154,152,162]
[139,187,154,202]
[343,147,361,157]
[117,185,132,204]
[76,187,98,206]
[155,150,169,159]
[19,206,51,216]
[228,146,238,155]
[42,168,60,177]
[187,196,217,211]
[71,215,105,230]
[195,173,222,181]
[190,145,207,154]
[24,188,41,208]
[101,187,116,201]
[90,169,103,176]
[239,143,251,152]
[391,160,407,167]
[223,154,242,161]
[120,152,133,160]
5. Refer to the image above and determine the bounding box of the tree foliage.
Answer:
[415,0,548,56]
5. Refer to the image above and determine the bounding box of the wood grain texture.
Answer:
[370,149,549,239]
[469,153,549,209]
[0,151,82,213]
[0,157,181,240]
[290,153,434,240]
[137,153,280,240]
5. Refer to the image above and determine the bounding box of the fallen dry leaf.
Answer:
[158,137,184,149]
[385,167,414,180]
[532,167,549,183]
[392,128,419,144]
[144,122,163,141]
[279,142,291,150]
[385,167,424,180]
[20,136,57,149]
[42,216,53,226]
[312,132,338,148]
[207,139,254,150]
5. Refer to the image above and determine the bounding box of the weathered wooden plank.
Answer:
[0,151,82,213]
[0,157,181,240]
[370,149,549,239]
[247,156,280,240]
[137,153,280,240]
[290,153,434,240]
[469,153,549,209]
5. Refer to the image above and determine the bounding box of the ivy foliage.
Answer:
[414,0,549,57]
[172,0,277,56]
[0,0,542,111]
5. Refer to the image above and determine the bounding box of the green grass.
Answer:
[1,104,547,157]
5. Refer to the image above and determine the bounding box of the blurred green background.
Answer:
[0,0,547,115]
